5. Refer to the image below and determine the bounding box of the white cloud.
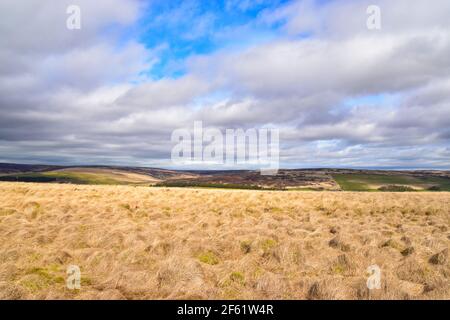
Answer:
[0,0,449,168]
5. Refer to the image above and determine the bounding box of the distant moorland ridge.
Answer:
[0,163,449,191]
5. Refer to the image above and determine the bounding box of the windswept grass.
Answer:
[0,182,448,300]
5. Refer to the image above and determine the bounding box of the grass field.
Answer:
[0,182,448,300]
[0,168,158,185]
[332,174,450,191]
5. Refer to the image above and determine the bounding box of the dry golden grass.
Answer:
[0,182,449,300]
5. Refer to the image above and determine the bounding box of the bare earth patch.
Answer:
[0,182,448,300]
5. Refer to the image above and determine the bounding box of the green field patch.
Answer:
[43,171,121,185]
[0,171,122,185]
[332,173,450,192]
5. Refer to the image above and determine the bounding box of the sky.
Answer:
[0,0,450,169]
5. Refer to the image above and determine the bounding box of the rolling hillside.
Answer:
[0,163,450,191]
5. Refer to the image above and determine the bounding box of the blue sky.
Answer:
[137,0,397,122]
[138,0,290,78]
[137,0,338,79]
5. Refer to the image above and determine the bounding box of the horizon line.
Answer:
[1,162,449,172]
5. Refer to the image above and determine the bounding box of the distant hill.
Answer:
[0,163,63,174]
[0,163,449,191]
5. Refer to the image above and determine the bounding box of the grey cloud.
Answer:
[0,0,449,168]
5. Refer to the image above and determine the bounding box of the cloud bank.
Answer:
[0,0,449,169]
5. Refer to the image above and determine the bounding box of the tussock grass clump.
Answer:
[229,272,245,284]
[240,241,252,254]
[198,251,219,265]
